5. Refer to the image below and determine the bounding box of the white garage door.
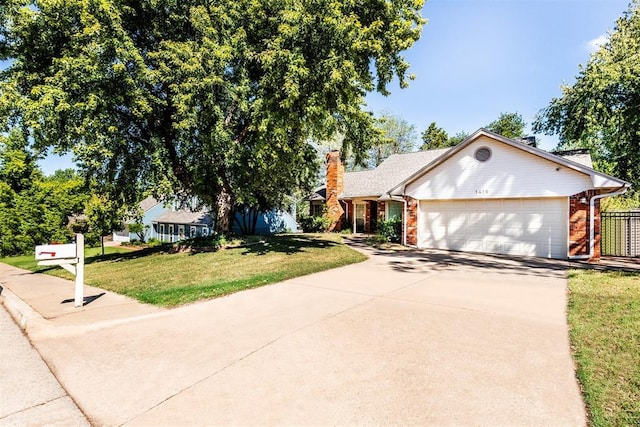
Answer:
[419,198,568,259]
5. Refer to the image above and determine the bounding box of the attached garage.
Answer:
[319,128,630,261]
[419,198,568,258]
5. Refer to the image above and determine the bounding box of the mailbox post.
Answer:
[35,234,85,307]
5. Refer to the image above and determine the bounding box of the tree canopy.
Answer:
[486,112,526,139]
[355,112,417,168]
[0,0,426,232]
[420,122,449,150]
[0,130,88,255]
[533,0,640,189]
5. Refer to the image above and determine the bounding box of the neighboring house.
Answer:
[311,128,631,260]
[113,196,298,243]
[233,208,298,235]
[113,197,213,243]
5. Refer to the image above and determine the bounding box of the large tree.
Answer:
[0,0,426,233]
[533,1,640,188]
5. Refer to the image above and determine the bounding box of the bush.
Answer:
[298,213,331,232]
[146,237,161,247]
[376,217,402,243]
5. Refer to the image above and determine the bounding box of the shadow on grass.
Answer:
[84,245,171,265]
[239,235,340,256]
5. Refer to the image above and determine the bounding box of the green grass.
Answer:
[1,245,136,270]
[567,269,640,426]
[1,234,366,307]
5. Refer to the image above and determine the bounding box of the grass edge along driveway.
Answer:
[567,268,640,427]
[0,234,366,307]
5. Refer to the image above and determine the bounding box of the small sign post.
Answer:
[35,234,85,307]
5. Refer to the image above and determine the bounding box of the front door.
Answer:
[355,203,366,233]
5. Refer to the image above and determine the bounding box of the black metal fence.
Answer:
[601,211,640,257]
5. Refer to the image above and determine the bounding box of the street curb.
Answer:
[0,284,43,331]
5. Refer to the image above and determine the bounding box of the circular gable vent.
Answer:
[474,147,492,162]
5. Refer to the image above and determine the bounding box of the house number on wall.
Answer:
[475,189,489,195]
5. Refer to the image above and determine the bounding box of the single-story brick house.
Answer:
[311,129,631,260]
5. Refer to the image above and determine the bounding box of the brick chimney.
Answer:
[325,150,345,231]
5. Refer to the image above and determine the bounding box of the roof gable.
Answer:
[342,148,451,198]
[389,129,630,198]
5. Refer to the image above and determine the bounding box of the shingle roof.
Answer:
[139,196,160,212]
[152,209,212,225]
[342,148,452,198]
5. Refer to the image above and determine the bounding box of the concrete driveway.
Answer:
[10,243,585,426]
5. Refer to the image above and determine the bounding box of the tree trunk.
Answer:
[215,182,234,234]
[101,235,105,256]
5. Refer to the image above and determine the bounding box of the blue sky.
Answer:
[365,0,629,151]
[31,0,631,173]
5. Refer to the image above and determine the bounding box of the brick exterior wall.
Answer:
[569,190,602,260]
[378,201,386,221]
[325,151,345,231]
[405,196,419,246]
[364,201,372,233]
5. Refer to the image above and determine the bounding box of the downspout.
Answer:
[402,198,407,246]
[569,185,629,260]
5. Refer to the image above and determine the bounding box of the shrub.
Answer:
[146,238,161,247]
[298,213,331,232]
[376,217,402,243]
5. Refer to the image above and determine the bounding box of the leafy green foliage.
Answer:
[601,193,640,211]
[127,222,147,243]
[533,1,640,190]
[447,131,470,146]
[376,217,402,243]
[420,122,449,150]
[349,112,418,169]
[486,112,526,139]
[298,203,331,232]
[85,193,124,255]
[0,131,88,256]
[1,0,426,232]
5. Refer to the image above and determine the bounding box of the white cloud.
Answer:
[586,34,608,53]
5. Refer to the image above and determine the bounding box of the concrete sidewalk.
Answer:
[0,262,162,427]
[0,301,88,426]
[1,245,586,426]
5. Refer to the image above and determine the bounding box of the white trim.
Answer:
[388,128,630,197]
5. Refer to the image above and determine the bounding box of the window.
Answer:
[387,202,403,220]
[474,147,492,162]
[191,226,197,238]
[159,224,165,242]
[202,227,209,236]
[312,203,323,217]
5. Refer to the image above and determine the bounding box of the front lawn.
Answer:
[1,234,366,307]
[2,245,136,270]
[567,269,640,426]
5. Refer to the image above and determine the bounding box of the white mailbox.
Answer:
[35,243,78,261]
[35,235,85,308]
